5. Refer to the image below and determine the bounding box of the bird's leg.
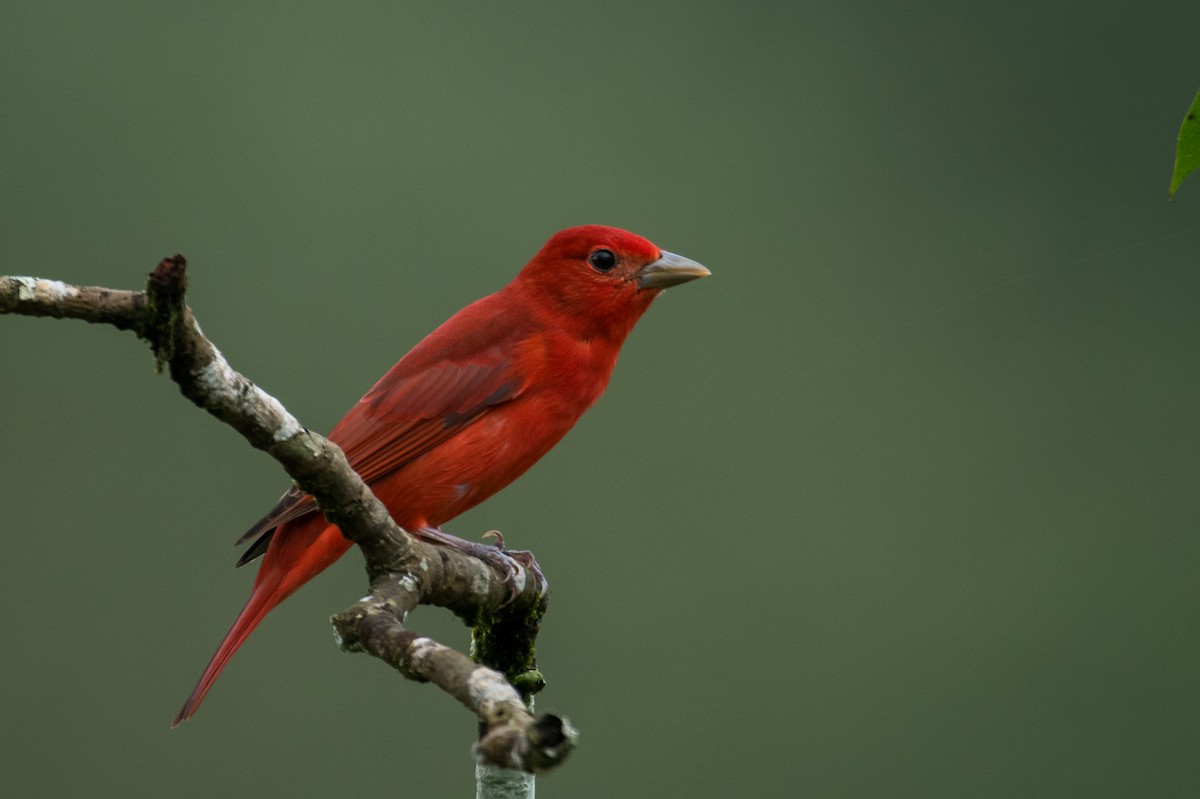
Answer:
[414,527,545,600]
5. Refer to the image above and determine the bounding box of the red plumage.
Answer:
[173,225,709,725]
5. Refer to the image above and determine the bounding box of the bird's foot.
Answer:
[504,548,546,597]
[415,527,546,602]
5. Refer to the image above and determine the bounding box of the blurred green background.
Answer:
[3,2,1198,796]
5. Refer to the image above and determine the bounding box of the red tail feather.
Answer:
[172,580,283,727]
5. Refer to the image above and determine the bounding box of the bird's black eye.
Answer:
[588,249,617,273]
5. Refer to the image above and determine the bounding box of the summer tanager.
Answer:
[173,225,709,725]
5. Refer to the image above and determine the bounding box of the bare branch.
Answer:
[0,276,143,329]
[0,259,568,775]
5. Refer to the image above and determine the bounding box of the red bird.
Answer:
[173,225,709,725]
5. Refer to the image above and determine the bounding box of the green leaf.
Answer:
[1169,89,1200,199]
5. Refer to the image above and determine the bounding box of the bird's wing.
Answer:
[235,302,529,562]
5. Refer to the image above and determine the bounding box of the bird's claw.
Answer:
[505,549,547,599]
[415,527,545,603]
[474,544,548,604]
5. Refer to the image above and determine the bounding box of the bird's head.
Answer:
[514,225,710,342]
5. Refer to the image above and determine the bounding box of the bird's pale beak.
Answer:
[636,250,712,289]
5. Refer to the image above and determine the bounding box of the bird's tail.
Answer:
[171,579,283,727]
[172,516,351,726]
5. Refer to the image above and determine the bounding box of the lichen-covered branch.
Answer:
[0,260,570,775]
[332,578,572,772]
